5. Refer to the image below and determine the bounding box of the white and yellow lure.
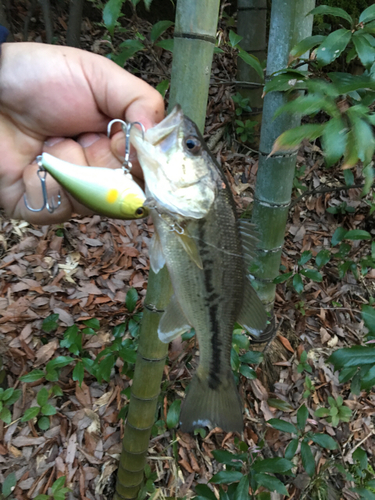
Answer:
[39,152,148,219]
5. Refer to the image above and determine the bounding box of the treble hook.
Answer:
[107,119,145,174]
[24,156,61,213]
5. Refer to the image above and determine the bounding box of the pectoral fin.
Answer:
[237,277,268,337]
[149,233,166,274]
[176,232,203,269]
[158,295,191,343]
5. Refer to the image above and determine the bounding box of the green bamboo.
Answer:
[236,0,267,142]
[115,1,220,498]
[251,0,315,313]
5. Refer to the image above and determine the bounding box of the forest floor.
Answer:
[0,2,375,500]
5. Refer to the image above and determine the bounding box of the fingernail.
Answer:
[77,133,101,148]
[44,136,64,147]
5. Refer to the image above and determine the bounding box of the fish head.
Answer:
[130,105,218,219]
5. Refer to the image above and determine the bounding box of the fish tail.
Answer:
[179,373,243,433]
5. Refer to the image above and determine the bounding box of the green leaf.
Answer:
[231,347,240,371]
[37,387,49,407]
[293,273,304,294]
[45,369,58,382]
[210,471,244,484]
[252,458,293,474]
[229,30,243,47]
[309,5,353,25]
[290,35,326,57]
[239,351,263,365]
[316,29,352,67]
[113,39,145,66]
[362,305,375,334]
[119,347,137,364]
[272,124,325,153]
[72,362,85,385]
[103,0,123,36]
[60,325,79,349]
[82,318,100,330]
[126,288,138,313]
[353,32,375,68]
[166,399,181,429]
[267,398,293,411]
[298,251,312,266]
[46,356,74,371]
[343,169,354,186]
[155,39,174,52]
[38,416,50,430]
[274,271,293,284]
[297,404,309,430]
[233,474,249,500]
[360,5,375,24]
[2,471,17,497]
[353,447,368,469]
[268,418,297,434]
[212,449,246,468]
[97,354,116,383]
[285,438,299,460]
[41,404,56,416]
[51,476,66,494]
[348,111,375,166]
[42,314,59,333]
[20,370,45,383]
[150,20,173,42]
[0,407,11,424]
[238,49,264,80]
[255,473,288,495]
[21,406,40,422]
[311,433,338,450]
[301,440,315,477]
[156,79,169,98]
[331,227,347,246]
[195,484,217,500]
[3,388,21,405]
[34,495,49,500]
[300,269,323,282]
[322,116,347,166]
[316,249,330,269]
[315,407,329,418]
[232,333,250,351]
[344,230,371,240]
[239,364,256,379]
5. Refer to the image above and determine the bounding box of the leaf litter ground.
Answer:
[1,4,375,499]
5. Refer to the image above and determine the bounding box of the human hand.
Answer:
[0,42,165,224]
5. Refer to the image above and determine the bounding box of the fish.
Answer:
[38,152,148,219]
[130,105,268,433]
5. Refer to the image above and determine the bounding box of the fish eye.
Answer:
[135,207,145,216]
[185,136,201,155]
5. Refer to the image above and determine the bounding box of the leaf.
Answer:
[166,399,181,429]
[232,334,250,351]
[51,476,66,494]
[331,227,347,246]
[311,433,338,450]
[82,318,100,330]
[353,447,368,469]
[229,30,243,47]
[0,407,11,424]
[309,5,353,25]
[126,288,138,313]
[156,79,169,98]
[113,39,145,66]
[3,388,21,405]
[322,116,347,166]
[210,471,244,484]
[46,356,74,371]
[271,124,325,154]
[212,450,246,468]
[344,230,371,240]
[97,354,116,383]
[315,407,329,418]
[38,416,50,430]
[315,29,352,67]
[255,473,289,495]
[316,249,331,269]
[285,438,299,460]
[290,35,326,57]
[195,484,217,500]
[119,347,137,364]
[37,387,49,407]
[72,362,84,385]
[2,471,17,497]
[252,458,293,474]
[298,251,312,266]
[362,305,375,334]
[239,364,257,379]
[42,313,59,333]
[41,404,57,416]
[353,32,375,68]
[301,440,315,477]
[20,369,45,382]
[267,398,293,411]
[360,5,375,24]
[274,271,293,284]
[60,325,79,349]
[300,269,323,282]
[21,406,40,422]
[103,0,124,36]
[150,20,174,42]
[233,474,249,500]
[155,39,174,52]
[238,49,264,80]
[297,404,309,430]
[293,274,304,294]
[239,351,263,364]
[268,418,297,434]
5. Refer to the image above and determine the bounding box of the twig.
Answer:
[291,183,367,208]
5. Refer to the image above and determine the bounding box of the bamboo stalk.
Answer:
[115,1,220,498]
[66,0,84,47]
[251,0,315,314]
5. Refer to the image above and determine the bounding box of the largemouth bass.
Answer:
[37,153,148,219]
[131,105,267,432]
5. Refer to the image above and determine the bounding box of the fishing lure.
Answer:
[24,121,148,220]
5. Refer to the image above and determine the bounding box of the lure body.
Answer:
[40,153,148,219]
